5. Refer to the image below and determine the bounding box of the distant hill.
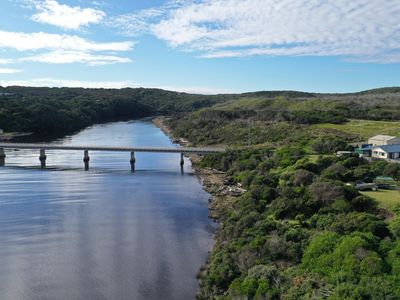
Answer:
[1,85,399,98]
[354,87,400,95]
[0,85,399,136]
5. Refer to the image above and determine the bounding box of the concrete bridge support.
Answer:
[0,148,5,166]
[130,152,136,173]
[39,149,46,169]
[83,150,90,171]
[180,153,184,173]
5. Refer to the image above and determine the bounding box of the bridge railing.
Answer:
[0,143,225,171]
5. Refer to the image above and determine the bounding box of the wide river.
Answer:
[0,120,215,300]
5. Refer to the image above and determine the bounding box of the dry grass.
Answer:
[314,120,400,141]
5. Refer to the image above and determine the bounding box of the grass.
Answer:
[313,120,400,140]
[361,189,400,210]
[306,154,333,162]
[211,97,269,111]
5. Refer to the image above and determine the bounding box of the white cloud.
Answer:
[0,58,14,64]
[0,30,133,52]
[111,0,400,63]
[21,50,131,65]
[107,9,161,37]
[30,0,105,30]
[0,30,133,65]
[0,78,136,89]
[0,68,22,74]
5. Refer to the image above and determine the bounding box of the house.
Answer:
[0,129,3,134]
[368,135,400,146]
[355,135,400,161]
[371,144,400,160]
[355,144,373,158]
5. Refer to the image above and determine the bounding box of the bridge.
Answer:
[0,143,225,172]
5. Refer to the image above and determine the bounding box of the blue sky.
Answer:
[0,0,399,94]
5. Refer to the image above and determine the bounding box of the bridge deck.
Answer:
[0,143,225,154]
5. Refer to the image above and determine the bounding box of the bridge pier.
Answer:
[39,149,46,169]
[83,150,90,171]
[0,148,5,166]
[130,151,136,173]
[180,153,185,174]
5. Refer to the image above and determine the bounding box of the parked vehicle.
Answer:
[354,181,378,191]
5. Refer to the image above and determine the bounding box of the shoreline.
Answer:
[152,116,190,146]
[152,116,240,219]
[152,116,245,298]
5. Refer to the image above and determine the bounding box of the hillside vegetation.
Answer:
[0,86,225,135]
[194,148,400,299]
[314,120,400,140]
[2,85,400,136]
[165,88,400,299]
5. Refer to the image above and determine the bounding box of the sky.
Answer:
[0,0,399,94]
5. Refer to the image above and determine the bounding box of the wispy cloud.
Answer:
[107,8,163,37]
[0,58,15,64]
[0,30,133,65]
[29,0,105,30]
[0,68,22,74]
[110,0,400,63]
[0,78,136,88]
[21,50,131,65]
[0,30,133,52]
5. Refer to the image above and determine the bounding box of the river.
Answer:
[0,120,215,300]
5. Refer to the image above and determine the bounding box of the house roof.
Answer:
[374,144,400,153]
[369,135,399,142]
[359,145,373,151]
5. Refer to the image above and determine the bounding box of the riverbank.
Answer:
[153,116,242,297]
[153,116,190,146]
[153,117,242,219]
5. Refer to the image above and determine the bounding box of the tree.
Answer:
[384,163,400,182]
[309,181,344,206]
[293,169,314,186]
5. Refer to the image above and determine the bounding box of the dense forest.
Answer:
[1,85,400,298]
[164,88,400,299]
[2,85,400,136]
[193,148,400,299]
[0,86,226,135]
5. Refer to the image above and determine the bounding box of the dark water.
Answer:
[0,120,214,300]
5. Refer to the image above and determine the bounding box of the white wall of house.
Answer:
[371,148,400,160]
[0,129,3,134]
[368,136,400,146]
[372,148,388,159]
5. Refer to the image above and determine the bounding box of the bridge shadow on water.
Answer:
[0,164,195,177]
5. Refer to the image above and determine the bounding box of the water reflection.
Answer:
[0,120,214,300]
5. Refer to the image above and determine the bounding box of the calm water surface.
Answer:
[0,120,215,300]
